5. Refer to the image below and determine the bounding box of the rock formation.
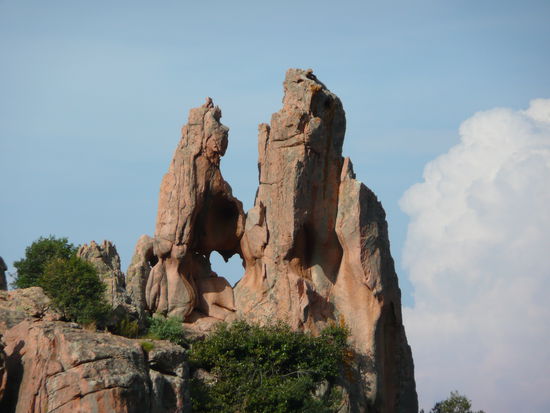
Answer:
[0,257,7,291]
[126,235,156,318]
[77,240,126,308]
[1,68,417,412]
[127,68,417,411]
[232,69,417,412]
[78,240,142,325]
[0,320,188,413]
[142,98,244,324]
[0,287,60,334]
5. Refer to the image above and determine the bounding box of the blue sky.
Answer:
[1,1,549,411]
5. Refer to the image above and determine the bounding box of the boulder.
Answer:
[0,320,189,413]
[0,287,60,334]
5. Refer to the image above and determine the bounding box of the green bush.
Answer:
[114,316,140,338]
[140,341,155,353]
[13,236,77,288]
[422,391,485,413]
[188,320,349,413]
[147,315,187,347]
[40,256,110,326]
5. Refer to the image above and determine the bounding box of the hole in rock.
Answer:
[209,251,245,287]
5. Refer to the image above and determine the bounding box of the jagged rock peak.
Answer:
[145,98,244,324]
[235,68,418,412]
[77,240,126,307]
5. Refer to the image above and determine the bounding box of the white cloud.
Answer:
[401,99,550,413]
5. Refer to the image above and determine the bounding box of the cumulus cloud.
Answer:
[401,99,550,413]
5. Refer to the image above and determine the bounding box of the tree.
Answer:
[424,391,485,413]
[189,320,349,412]
[12,236,76,288]
[40,256,110,325]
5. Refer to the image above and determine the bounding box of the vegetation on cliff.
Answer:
[12,235,76,288]
[422,391,486,413]
[188,320,349,412]
[11,236,110,326]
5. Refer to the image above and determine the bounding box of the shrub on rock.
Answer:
[40,256,110,326]
[13,236,76,289]
[189,320,349,412]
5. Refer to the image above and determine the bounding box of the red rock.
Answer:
[234,69,417,412]
[144,99,244,322]
[0,287,60,334]
[0,320,188,413]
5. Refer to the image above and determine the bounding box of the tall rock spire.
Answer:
[235,68,417,412]
[145,98,245,322]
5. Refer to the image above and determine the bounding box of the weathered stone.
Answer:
[0,287,60,334]
[78,240,143,328]
[77,240,126,307]
[234,69,417,412]
[144,98,245,322]
[126,235,156,317]
[0,320,189,413]
[122,68,417,412]
[0,257,7,291]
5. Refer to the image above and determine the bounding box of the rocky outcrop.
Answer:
[126,235,156,317]
[78,240,142,325]
[0,287,60,334]
[108,68,415,411]
[77,240,127,308]
[234,69,417,412]
[0,320,188,413]
[0,257,7,291]
[144,98,244,322]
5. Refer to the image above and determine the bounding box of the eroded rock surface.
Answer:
[0,320,188,413]
[126,235,156,317]
[77,240,127,307]
[234,69,417,412]
[144,98,244,322]
[122,69,416,412]
[0,287,60,334]
[78,240,142,326]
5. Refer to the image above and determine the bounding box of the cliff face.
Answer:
[234,69,417,412]
[134,68,417,411]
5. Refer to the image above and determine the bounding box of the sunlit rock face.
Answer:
[233,69,417,412]
[143,98,244,326]
[0,320,188,413]
[134,69,417,412]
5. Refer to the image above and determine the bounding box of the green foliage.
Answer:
[40,256,110,326]
[423,391,485,413]
[13,236,77,288]
[189,320,350,413]
[114,316,140,338]
[147,315,187,347]
[140,341,155,352]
